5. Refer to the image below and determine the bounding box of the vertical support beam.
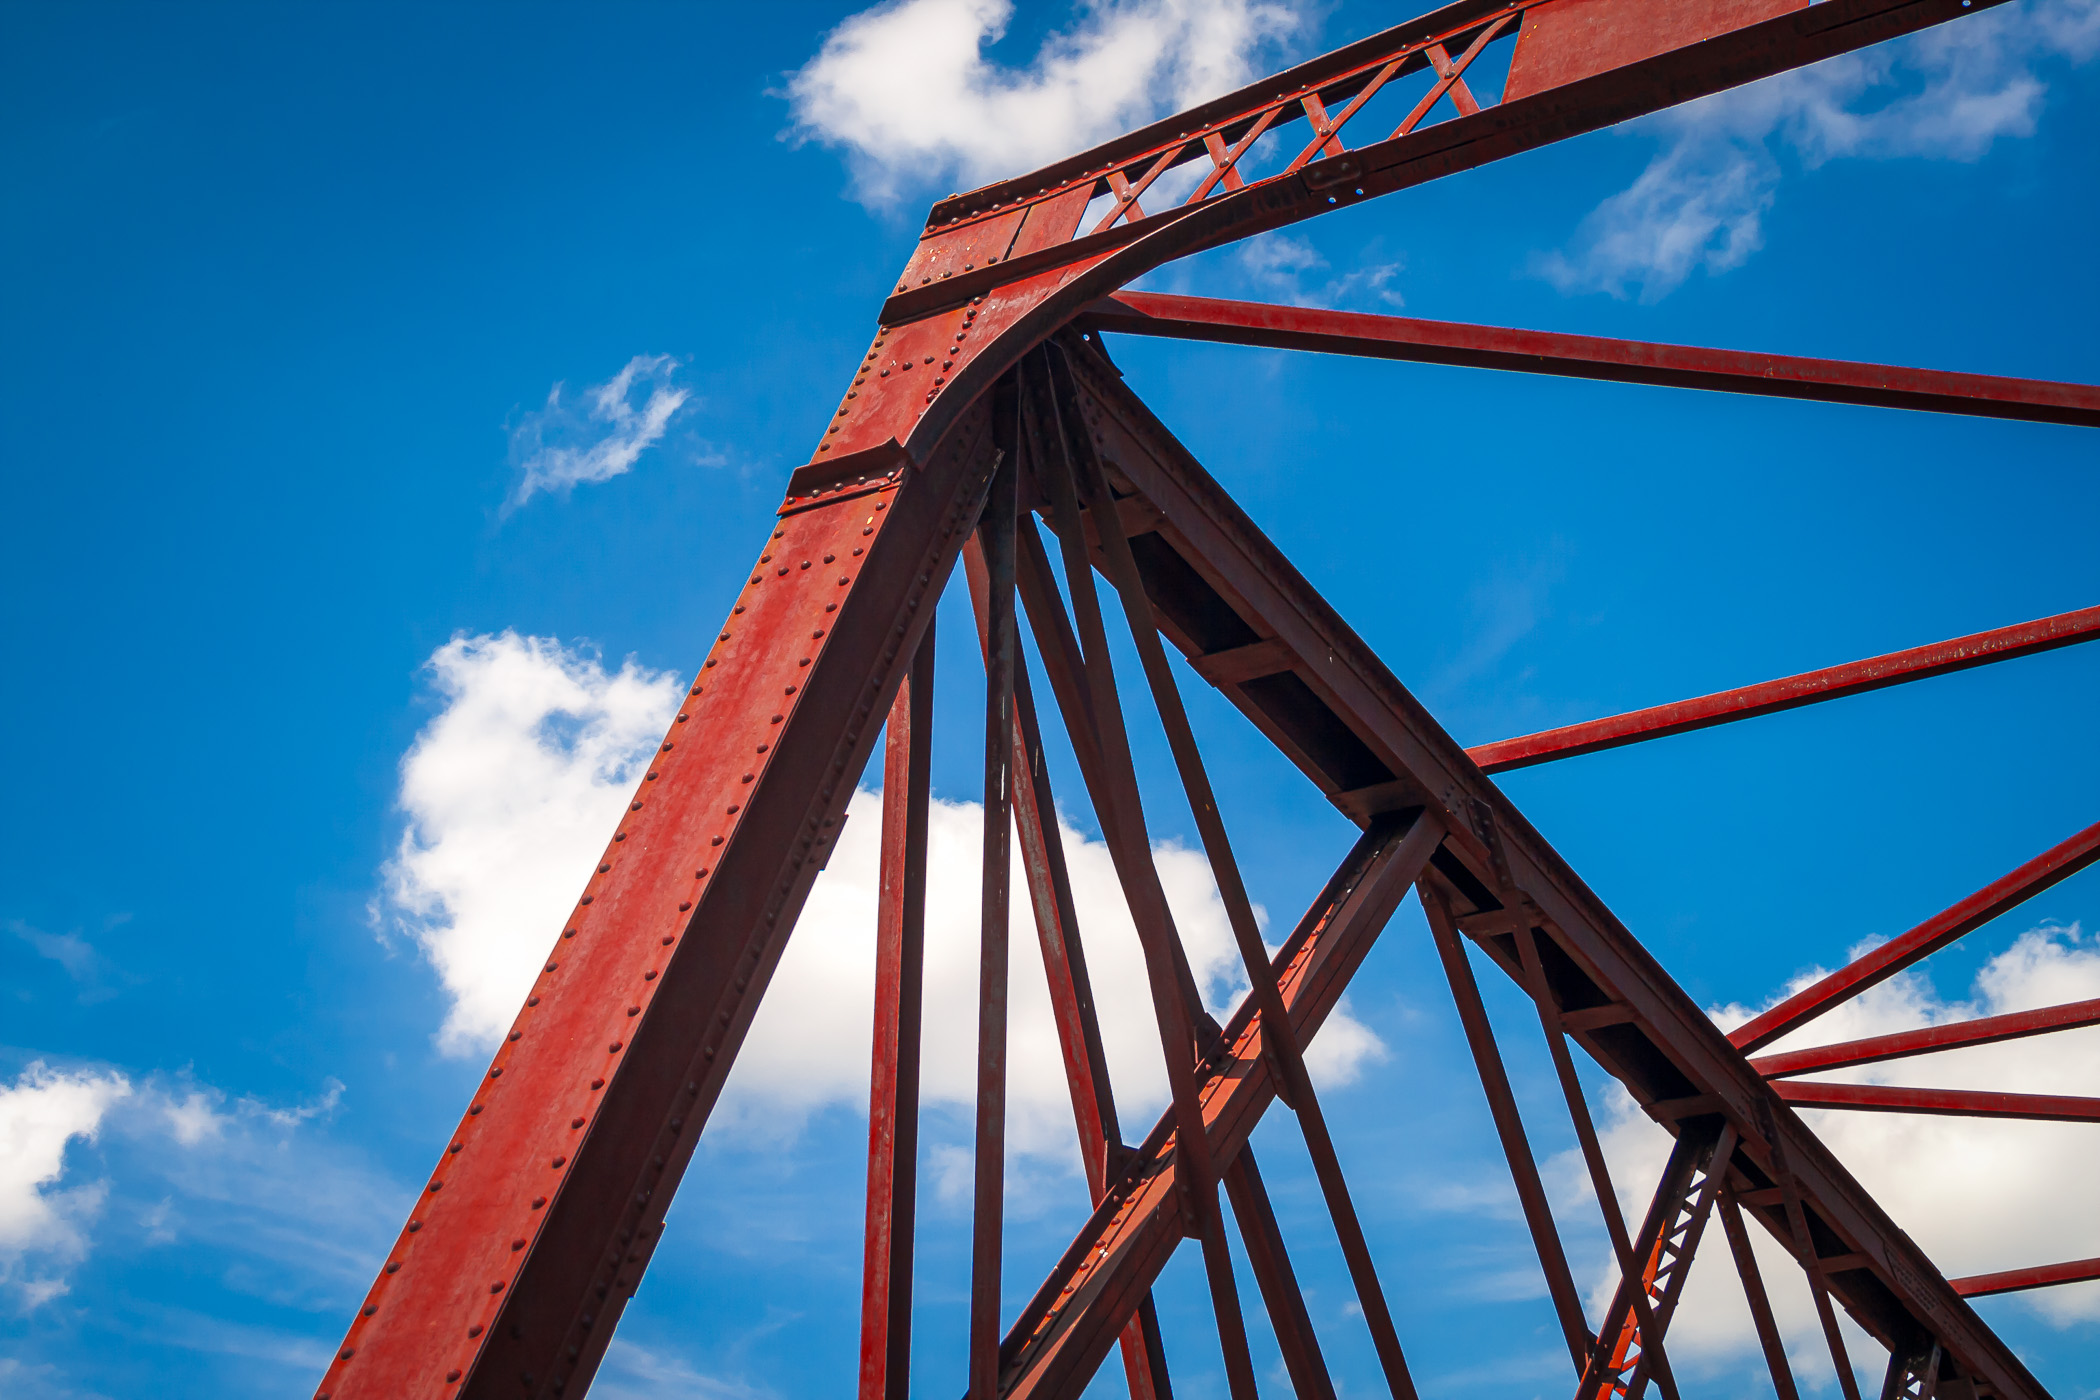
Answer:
[1022,350,1259,1400]
[1618,1126,1734,1400]
[1223,1148,1339,1400]
[859,629,935,1400]
[1044,340,1419,1400]
[1881,1342,1943,1400]
[1421,883,1591,1374]
[963,538,1170,1400]
[1718,1186,1801,1400]
[1510,924,1680,1400]
[971,456,1019,1400]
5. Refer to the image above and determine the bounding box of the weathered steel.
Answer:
[1752,997,2100,1078]
[859,630,935,1400]
[971,454,1019,1400]
[1082,293,2100,429]
[1951,1257,2100,1299]
[1734,821,2100,1053]
[1465,606,2100,773]
[312,0,2073,1393]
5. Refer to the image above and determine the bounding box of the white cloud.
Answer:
[0,1060,377,1324]
[1234,232,1407,309]
[784,0,1302,206]
[508,354,690,508]
[1538,0,2097,301]
[0,1062,131,1307]
[1564,923,2100,1385]
[379,631,685,1054]
[380,631,1386,1183]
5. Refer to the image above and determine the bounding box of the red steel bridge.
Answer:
[314,1,2100,1397]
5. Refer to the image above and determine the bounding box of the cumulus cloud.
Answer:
[1563,923,2100,1386]
[380,631,685,1053]
[0,1062,131,1307]
[784,0,1302,206]
[1538,0,2098,301]
[508,354,691,508]
[380,631,1386,1181]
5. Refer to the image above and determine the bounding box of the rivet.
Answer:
[644,970,658,981]
[429,1180,443,1192]
[627,1007,640,1017]
[662,934,675,945]
[646,771,658,781]
[678,901,691,911]
[526,996,539,1007]
[610,1040,624,1051]
[590,1079,604,1090]
[598,863,611,873]
[470,1104,483,1114]
[696,867,710,877]
[409,1220,422,1232]
[614,831,628,840]
[512,1239,526,1251]
[340,1348,356,1360]
[363,1305,377,1316]
[546,961,559,972]
[551,1156,566,1167]
[468,1325,483,1338]
[385,1261,400,1273]
[448,1370,462,1382]
[727,803,740,814]
[489,1282,504,1294]
[507,1031,522,1042]
[630,802,642,810]
[533,1196,546,1208]
[449,1142,463,1153]
[711,836,723,846]
[572,1116,585,1127]
[677,714,688,723]
[580,896,592,905]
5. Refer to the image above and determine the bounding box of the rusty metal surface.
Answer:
[1083,292,2100,428]
[312,0,2085,1396]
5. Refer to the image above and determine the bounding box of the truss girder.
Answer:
[311,0,2067,1394]
[1021,343,2046,1400]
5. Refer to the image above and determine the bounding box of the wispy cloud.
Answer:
[1537,0,2098,301]
[0,1061,377,1320]
[784,0,1302,207]
[1234,232,1408,309]
[376,631,1387,1184]
[507,354,691,509]
[9,918,131,1003]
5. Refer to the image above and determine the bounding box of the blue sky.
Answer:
[3,2,2098,1398]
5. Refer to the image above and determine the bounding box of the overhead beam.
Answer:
[1463,605,2100,773]
[1951,1257,2100,1299]
[1773,1081,2100,1123]
[1733,821,2100,1053]
[1752,998,2100,1079]
[1081,293,2100,429]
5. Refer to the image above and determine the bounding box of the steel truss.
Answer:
[315,1,2099,1397]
